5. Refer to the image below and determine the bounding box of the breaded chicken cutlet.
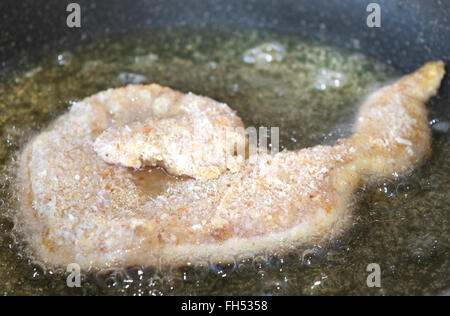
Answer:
[16,62,445,270]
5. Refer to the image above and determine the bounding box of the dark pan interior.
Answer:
[1,0,449,102]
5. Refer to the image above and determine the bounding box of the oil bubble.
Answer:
[118,72,148,84]
[314,69,347,91]
[243,43,286,65]
[56,51,73,67]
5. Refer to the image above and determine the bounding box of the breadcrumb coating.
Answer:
[93,86,245,180]
[16,62,445,270]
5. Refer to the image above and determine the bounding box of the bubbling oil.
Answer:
[0,26,448,295]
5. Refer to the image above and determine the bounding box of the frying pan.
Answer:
[1,0,449,94]
[0,0,448,295]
